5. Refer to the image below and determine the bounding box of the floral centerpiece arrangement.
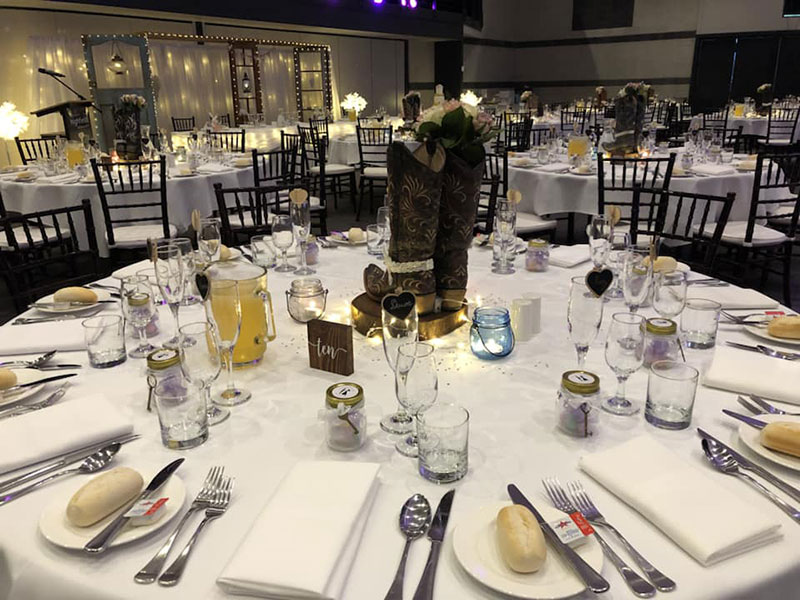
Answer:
[413,100,495,167]
[341,92,367,121]
[114,94,147,159]
[595,86,607,105]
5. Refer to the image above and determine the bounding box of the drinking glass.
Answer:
[587,214,613,268]
[205,280,251,405]
[172,237,199,305]
[603,312,645,415]
[366,224,384,257]
[291,199,314,275]
[680,298,721,349]
[492,199,516,275]
[120,274,156,358]
[153,378,209,449]
[567,275,604,368]
[394,342,438,457]
[645,361,699,429]
[198,218,221,263]
[380,303,419,435]
[179,322,230,426]
[417,403,469,483]
[621,249,653,313]
[272,214,296,273]
[250,234,277,269]
[82,315,126,368]
[154,242,185,348]
[653,270,687,319]
[605,231,630,299]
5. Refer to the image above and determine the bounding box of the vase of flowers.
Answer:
[756,83,773,116]
[608,82,650,155]
[341,92,367,122]
[113,94,146,160]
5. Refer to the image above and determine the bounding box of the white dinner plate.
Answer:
[674,262,690,273]
[453,501,603,600]
[568,167,595,176]
[39,472,186,551]
[172,171,197,178]
[0,369,48,407]
[33,289,111,314]
[738,414,800,473]
[330,233,367,246]
[743,324,800,347]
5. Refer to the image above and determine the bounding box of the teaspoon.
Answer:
[384,494,431,600]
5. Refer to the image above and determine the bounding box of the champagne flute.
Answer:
[120,274,156,358]
[272,214,296,273]
[291,199,314,275]
[394,342,438,458]
[567,275,604,368]
[380,302,419,435]
[587,214,613,268]
[604,312,645,415]
[179,321,230,426]
[621,248,653,313]
[492,199,516,275]
[172,237,199,305]
[653,270,688,319]
[198,218,221,263]
[154,242,185,348]
[205,279,251,405]
[605,231,630,299]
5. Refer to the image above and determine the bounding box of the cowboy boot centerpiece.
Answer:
[607,82,650,156]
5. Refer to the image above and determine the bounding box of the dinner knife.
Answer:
[0,373,76,394]
[508,484,610,594]
[725,341,766,355]
[29,300,117,309]
[32,364,83,371]
[697,428,800,504]
[722,409,768,429]
[411,490,455,600]
[84,458,184,554]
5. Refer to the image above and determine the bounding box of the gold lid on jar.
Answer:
[645,317,677,335]
[147,348,180,370]
[127,291,150,307]
[561,370,600,395]
[528,238,549,248]
[326,382,364,408]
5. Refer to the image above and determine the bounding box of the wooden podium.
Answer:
[31,101,93,141]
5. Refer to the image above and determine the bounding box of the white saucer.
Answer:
[39,472,186,550]
[0,369,49,407]
[743,324,800,347]
[34,289,111,314]
[738,414,800,473]
[453,501,603,600]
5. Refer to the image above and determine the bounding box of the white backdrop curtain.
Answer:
[148,41,233,132]
[258,46,295,122]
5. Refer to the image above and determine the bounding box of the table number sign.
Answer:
[307,319,354,376]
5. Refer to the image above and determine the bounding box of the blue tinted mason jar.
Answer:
[470,307,515,360]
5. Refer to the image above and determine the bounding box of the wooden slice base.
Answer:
[351,293,468,340]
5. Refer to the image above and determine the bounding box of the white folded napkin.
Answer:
[197,163,234,174]
[691,164,735,176]
[217,461,380,600]
[580,435,782,565]
[0,393,133,474]
[0,321,86,355]
[687,286,778,310]
[537,162,571,172]
[38,173,80,184]
[548,244,590,268]
[704,345,800,404]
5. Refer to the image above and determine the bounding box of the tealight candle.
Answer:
[286,277,328,323]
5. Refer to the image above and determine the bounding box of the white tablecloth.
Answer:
[0,166,254,257]
[0,247,798,600]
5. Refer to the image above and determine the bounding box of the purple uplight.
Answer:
[373,0,384,4]
[409,0,418,6]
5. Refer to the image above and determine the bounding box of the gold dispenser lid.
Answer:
[528,238,549,248]
[561,370,600,395]
[326,382,364,408]
[645,318,677,335]
[147,348,180,370]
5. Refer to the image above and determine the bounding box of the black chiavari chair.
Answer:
[531,126,553,147]
[217,113,231,127]
[281,131,304,181]
[171,116,195,132]
[298,124,355,212]
[763,107,800,146]
[310,117,330,138]
[213,183,284,246]
[356,125,392,220]
[205,129,246,153]
[560,109,586,135]
[14,136,61,165]
[503,118,533,152]
[474,175,501,235]
[252,147,296,189]
[702,106,729,131]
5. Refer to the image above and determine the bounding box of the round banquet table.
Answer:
[0,246,798,600]
[0,165,255,257]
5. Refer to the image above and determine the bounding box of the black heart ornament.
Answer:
[585,269,614,297]
[195,273,210,301]
[382,292,416,320]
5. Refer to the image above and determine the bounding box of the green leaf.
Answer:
[417,122,441,139]
[440,106,466,140]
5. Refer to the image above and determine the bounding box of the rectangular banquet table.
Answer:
[0,246,799,600]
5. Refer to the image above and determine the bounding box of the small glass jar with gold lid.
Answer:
[525,239,550,272]
[556,370,601,438]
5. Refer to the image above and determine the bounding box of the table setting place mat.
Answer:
[690,164,737,177]
[548,244,591,268]
[687,285,779,310]
[0,320,86,355]
[0,393,133,475]
[535,162,571,173]
[703,345,800,404]
[217,461,380,600]
[580,435,782,566]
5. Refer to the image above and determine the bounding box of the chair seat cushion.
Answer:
[516,212,557,234]
[0,225,59,250]
[362,166,388,178]
[310,163,355,175]
[698,221,787,246]
[109,223,177,248]
[277,191,322,208]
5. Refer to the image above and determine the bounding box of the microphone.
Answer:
[38,67,65,78]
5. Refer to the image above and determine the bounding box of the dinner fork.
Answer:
[134,466,224,584]
[566,481,676,592]
[542,478,656,598]
[157,476,234,586]
[747,394,800,417]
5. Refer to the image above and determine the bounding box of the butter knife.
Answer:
[0,373,76,394]
[721,409,768,429]
[84,458,184,554]
[697,428,800,504]
[508,484,609,593]
[412,490,455,600]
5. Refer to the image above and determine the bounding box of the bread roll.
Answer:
[767,315,800,340]
[760,422,800,458]
[219,244,232,261]
[496,504,547,573]
[53,287,97,304]
[642,256,678,273]
[0,368,17,390]
[66,467,144,527]
[348,227,365,243]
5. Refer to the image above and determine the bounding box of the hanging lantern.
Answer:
[106,40,128,75]
[242,72,252,93]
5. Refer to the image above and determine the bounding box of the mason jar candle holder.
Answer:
[470,307,515,360]
[286,277,328,323]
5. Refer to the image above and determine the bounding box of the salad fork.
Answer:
[542,478,656,598]
[135,466,224,584]
[158,476,234,586]
[567,481,676,592]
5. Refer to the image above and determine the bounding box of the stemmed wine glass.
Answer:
[567,275,604,368]
[605,231,630,298]
[291,199,314,275]
[172,237,199,305]
[198,218,222,263]
[120,274,156,358]
[587,214,613,268]
[272,214,296,273]
[604,312,645,415]
[154,242,185,348]
[653,270,688,319]
[178,321,230,426]
[492,199,516,275]
[204,279,251,405]
[394,342,438,458]
[380,302,419,435]
[621,248,653,313]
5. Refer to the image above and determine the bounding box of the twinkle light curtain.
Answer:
[258,46,296,122]
[148,41,233,131]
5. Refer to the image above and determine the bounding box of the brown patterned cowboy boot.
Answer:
[434,152,483,311]
[364,141,444,315]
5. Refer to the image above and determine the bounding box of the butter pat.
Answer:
[760,421,800,458]
[125,497,169,526]
[547,511,593,547]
